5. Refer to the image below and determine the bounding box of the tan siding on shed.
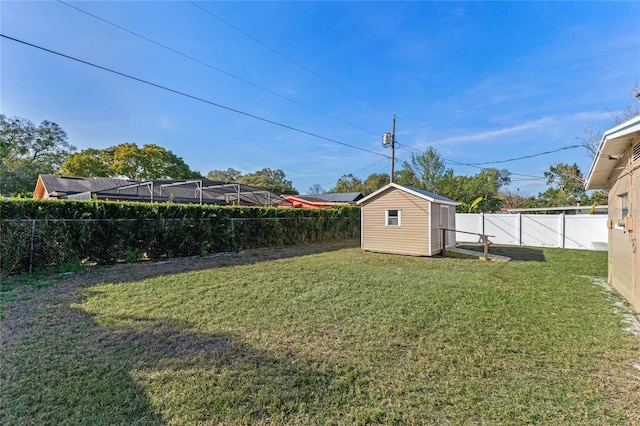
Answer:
[430,204,441,255]
[361,188,431,256]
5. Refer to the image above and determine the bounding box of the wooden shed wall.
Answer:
[361,188,432,256]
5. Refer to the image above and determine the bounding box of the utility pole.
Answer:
[382,115,396,183]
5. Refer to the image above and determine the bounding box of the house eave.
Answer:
[585,116,640,190]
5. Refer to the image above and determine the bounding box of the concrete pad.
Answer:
[445,247,511,262]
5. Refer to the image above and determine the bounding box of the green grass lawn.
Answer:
[1,242,638,425]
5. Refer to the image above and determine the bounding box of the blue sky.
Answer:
[2,1,639,195]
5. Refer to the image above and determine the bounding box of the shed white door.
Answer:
[440,205,449,248]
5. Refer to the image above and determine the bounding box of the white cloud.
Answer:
[429,117,554,147]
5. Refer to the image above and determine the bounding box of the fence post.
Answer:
[518,213,522,246]
[29,219,36,274]
[483,236,488,261]
[560,212,565,249]
[441,227,446,257]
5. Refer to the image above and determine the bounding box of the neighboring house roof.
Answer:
[586,115,640,190]
[506,205,608,214]
[284,195,344,209]
[36,174,139,198]
[357,182,459,206]
[309,192,363,203]
[34,175,285,206]
[284,192,362,208]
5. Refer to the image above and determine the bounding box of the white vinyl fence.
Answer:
[455,213,608,251]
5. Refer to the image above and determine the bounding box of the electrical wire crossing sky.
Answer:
[1,1,638,194]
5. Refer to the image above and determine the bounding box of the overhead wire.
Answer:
[189,0,503,162]
[319,157,389,190]
[394,141,547,180]
[453,144,583,166]
[1,34,389,160]
[188,1,395,118]
[64,0,584,187]
[22,2,585,189]
[56,0,379,136]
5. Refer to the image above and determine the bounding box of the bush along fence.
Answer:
[0,200,361,276]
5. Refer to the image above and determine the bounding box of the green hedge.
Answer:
[0,200,361,276]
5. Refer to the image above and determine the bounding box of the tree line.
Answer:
[0,114,298,197]
[311,148,607,213]
[0,113,618,211]
[2,85,638,210]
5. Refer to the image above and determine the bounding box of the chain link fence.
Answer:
[0,216,360,276]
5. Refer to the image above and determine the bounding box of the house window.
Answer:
[614,193,629,231]
[386,209,401,226]
[620,193,629,219]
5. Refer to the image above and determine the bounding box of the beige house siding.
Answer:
[586,117,640,313]
[361,188,431,256]
[607,147,640,311]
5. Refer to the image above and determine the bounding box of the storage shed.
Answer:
[356,183,459,256]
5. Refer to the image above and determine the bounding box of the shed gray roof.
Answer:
[357,182,459,206]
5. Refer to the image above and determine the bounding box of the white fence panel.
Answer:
[454,213,608,251]
[455,214,484,243]
[485,214,520,245]
[521,215,561,247]
[564,215,608,250]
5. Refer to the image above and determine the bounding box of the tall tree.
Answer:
[206,168,242,182]
[61,148,112,178]
[440,168,510,212]
[237,168,298,195]
[61,143,202,180]
[397,147,450,194]
[332,174,363,193]
[0,114,76,196]
[537,162,586,207]
[307,184,327,195]
[499,189,535,210]
[362,173,389,195]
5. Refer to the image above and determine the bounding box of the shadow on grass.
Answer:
[95,316,338,423]
[458,244,547,262]
[1,291,339,424]
[0,301,167,424]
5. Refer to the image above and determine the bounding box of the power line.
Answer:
[56,0,378,136]
[397,141,583,166]
[190,1,467,151]
[320,158,389,188]
[188,1,394,117]
[395,140,576,177]
[394,141,547,180]
[454,144,583,166]
[1,33,388,160]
